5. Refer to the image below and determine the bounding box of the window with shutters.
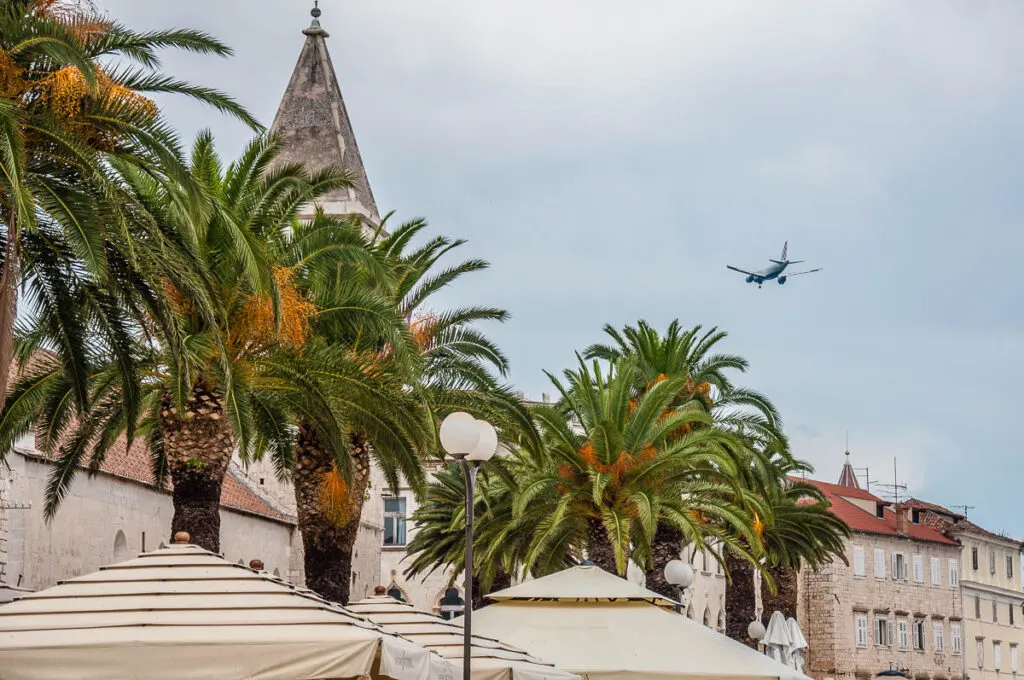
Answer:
[1011,644,1018,673]
[973,546,979,570]
[994,600,999,624]
[853,546,865,578]
[893,553,908,581]
[950,559,960,589]
[876,617,889,647]
[875,549,887,579]
[913,619,925,651]
[913,554,923,583]
[856,614,869,648]
[992,550,998,575]
[932,557,942,587]
[1009,555,1015,580]
[979,639,986,669]
[933,621,944,652]
[898,619,909,649]
[976,596,982,619]
[995,642,1003,671]
[1011,602,1015,626]
[952,621,962,655]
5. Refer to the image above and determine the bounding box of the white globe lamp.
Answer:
[664,560,695,589]
[439,412,480,458]
[748,619,766,641]
[467,420,498,462]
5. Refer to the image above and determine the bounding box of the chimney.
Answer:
[895,504,909,536]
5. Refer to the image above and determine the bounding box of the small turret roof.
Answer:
[269,4,380,226]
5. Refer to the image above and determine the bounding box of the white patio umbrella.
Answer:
[786,618,808,674]
[469,565,809,680]
[0,532,456,680]
[0,584,31,606]
[349,591,579,680]
[762,611,793,665]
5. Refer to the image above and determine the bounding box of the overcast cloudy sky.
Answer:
[98,1,1024,534]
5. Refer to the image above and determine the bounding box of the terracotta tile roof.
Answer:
[801,477,959,546]
[907,498,1021,546]
[27,433,295,525]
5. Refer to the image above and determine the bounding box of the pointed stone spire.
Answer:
[837,450,860,489]
[269,2,380,226]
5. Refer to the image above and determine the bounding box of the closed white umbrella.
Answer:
[786,618,808,673]
[350,592,579,680]
[0,532,454,680]
[762,612,792,665]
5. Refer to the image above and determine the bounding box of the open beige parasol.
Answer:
[0,532,456,680]
[349,592,579,680]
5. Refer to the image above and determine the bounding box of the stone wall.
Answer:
[801,533,964,680]
[4,453,295,591]
[0,461,9,583]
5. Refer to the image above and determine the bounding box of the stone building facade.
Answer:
[798,459,965,680]
[0,433,300,593]
[909,500,1024,680]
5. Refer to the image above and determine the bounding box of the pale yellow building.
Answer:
[910,500,1024,680]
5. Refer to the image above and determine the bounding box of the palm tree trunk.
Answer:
[586,517,619,574]
[644,522,684,599]
[0,229,19,410]
[762,563,799,620]
[725,545,759,648]
[162,382,234,553]
[472,569,512,610]
[294,422,371,604]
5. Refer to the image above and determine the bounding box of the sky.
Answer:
[96,1,1024,535]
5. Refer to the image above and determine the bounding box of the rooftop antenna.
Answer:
[873,457,907,504]
[951,504,975,518]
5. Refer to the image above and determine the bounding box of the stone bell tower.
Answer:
[269,2,381,227]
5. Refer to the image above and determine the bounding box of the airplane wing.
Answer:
[726,265,757,276]
[785,268,822,277]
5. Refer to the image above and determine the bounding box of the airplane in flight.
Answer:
[727,242,821,288]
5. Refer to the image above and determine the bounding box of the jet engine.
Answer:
[777,276,787,285]
[746,275,755,283]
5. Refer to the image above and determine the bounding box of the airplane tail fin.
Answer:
[781,241,788,261]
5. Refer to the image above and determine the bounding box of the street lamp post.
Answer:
[664,559,695,614]
[439,412,498,680]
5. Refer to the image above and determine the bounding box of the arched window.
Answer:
[703,606,712,628]
[113,530,129,562]
[273,568,281,577]
[687,603,696,620]
[387,582,408,602]
[718,610,726,632]
[438,587,465,621]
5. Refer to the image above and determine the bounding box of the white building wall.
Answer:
[374,461,458,611]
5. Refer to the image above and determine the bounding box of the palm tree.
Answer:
[281,215,530,604]
[0,133,349,553]
[721,447,849,646]
[584,321,786,597]
[756,477,850,620]
[515,357,759,576]
[404,455,550,608]
[0,0,257,408]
